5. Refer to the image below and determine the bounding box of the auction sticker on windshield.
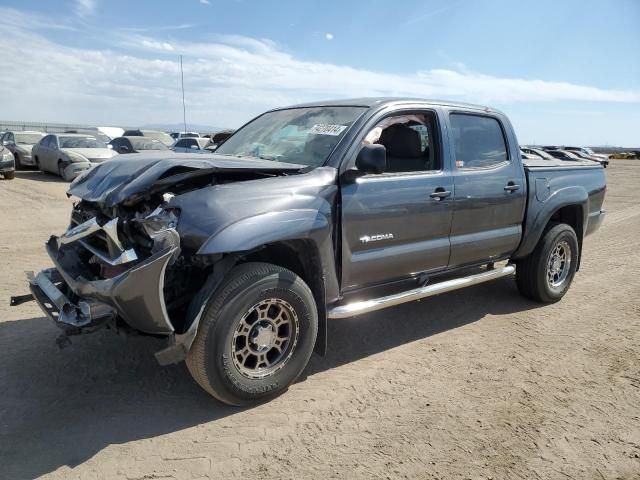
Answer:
[309,124,348,136]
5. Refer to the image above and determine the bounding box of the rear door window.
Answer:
[450,114,508,169]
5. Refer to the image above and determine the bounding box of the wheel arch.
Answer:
[166,210,337,364]
[514,194,587,270]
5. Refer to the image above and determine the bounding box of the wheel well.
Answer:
[549,205,584,269]
[241,240,327,356]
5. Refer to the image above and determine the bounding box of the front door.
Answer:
[40,135,55,172]
[446,111,526,267]
[340,110,454,291]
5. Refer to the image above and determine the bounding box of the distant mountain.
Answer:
[142,123,232,134]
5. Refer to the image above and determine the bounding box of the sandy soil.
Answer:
[0,163,638,480]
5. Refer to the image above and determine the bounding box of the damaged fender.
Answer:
[196,209,330,255]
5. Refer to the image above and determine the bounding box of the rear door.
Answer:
[340,108,454,291]
[446,111,526,267]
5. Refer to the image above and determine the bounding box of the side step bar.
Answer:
[328,264,516,319]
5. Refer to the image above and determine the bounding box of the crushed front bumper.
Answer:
[27,237,178,335]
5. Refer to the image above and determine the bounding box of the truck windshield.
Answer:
[215,106,366,167]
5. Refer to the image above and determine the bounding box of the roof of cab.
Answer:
[275,97,499,113]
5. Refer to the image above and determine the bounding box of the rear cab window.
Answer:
[450,113,509,169]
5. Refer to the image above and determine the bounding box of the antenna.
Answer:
[180,55,187,133]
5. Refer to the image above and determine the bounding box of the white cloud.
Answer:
[0,7,638,141]
[75,0,96,17]
[139,38,175,51]
[325,33,333,40]
[200,0,211,4]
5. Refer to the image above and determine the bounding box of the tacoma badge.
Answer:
[360,233,394,244]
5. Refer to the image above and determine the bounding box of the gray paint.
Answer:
[23,98,607,360]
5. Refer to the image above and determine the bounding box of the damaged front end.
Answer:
[11,154,319,364]
[18,198,184,350]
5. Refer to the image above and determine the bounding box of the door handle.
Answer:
[430,188,452,200]
[504,182,520,192]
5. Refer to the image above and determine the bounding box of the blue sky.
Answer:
[0,0,638,145]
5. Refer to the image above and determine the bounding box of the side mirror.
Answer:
[119,145,130,153]
[2,140,11,146]
[356,144,386,174]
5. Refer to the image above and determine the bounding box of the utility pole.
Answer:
[180,55,187,133]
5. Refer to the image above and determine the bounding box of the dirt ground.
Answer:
[0,162,638,480]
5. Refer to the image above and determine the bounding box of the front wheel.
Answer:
[186,262,318,406]
[516,222,579,303]
[58,162,74,181]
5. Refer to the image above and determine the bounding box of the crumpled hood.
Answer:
[67,151,304,207]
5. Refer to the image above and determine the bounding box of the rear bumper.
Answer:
[29,237,177,335]
[586,209,606,236]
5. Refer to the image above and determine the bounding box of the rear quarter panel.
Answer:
[513,164,606,259]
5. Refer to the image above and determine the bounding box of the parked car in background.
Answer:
[0,143,15,180]
[64,129,112,145]
[171,137,215,153]
[122,129,175,147]
[519,149,540,160]
[520,146,556,160]
[109,136,169,154]
[208,129,235,148]
[608,152,637,159]
[97,126,125,140]
[565,149,609,168]
[564,146,610,162]
[32,133,118,181]
[544,149,585,161]
[1,130,45,169]
[170,131,200,140]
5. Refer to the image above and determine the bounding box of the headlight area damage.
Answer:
[10,155,307,364]
[20,202,185,351]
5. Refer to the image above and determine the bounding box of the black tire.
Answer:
[516,222,579,303]
[3,171,15,180]
[186,262,318,406]
[14,153,21,170]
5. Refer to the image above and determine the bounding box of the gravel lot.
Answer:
[1,162,639,480]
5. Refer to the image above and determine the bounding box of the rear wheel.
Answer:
[516,222,579,303]
[186,262,318,406]
[14,153,22,170]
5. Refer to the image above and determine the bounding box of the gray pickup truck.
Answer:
[13,98,606,406]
